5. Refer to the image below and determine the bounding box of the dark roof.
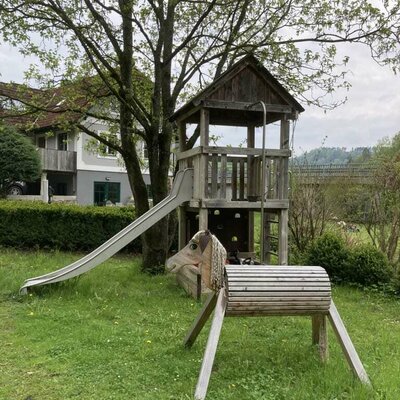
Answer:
[170,55,304,126]
[0,76,120,131]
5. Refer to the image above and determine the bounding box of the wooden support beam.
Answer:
[178,121,187,152]
[278,209,289,265]
[199,208,208,231]
[194,289,227,400]
[184,292,217,347]
[312,314,329,362]
[328,301,371,385]
[178,206,187,250]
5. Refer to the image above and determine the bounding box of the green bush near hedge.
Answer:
[0,200,141,252]
[304,232,393,288]
[305,232,349,282]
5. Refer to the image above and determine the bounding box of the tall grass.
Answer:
[1,248,399,399]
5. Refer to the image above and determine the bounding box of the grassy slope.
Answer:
[1,249,399,400]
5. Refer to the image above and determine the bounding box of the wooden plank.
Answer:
[239,159,245,200]
[229,296,331,302]
[184,292,217,348]
[227,304,330,311]
[227,277,330,282]
[328,301,371,385]
[211,154,218,198]
[220,154,227,199]
[231,159,237,200]
[228,286,331,292]
[226,272,329,277]
[201,199,290,209]
[204,146,291,157]
[228,291,331,298]
[228,281,330,286]
[201,100,293,114]
[195,289,227,400]
[176,146,203,161]
[226,310,329,316]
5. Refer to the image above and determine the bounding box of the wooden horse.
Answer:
[166,230,371,400]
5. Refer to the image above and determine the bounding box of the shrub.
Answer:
[0,200,141,252]
[305,232,349,282]
[0,124,41,197]
[346,244,393,287]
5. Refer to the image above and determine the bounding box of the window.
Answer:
[98,132,117,157]
[142,142,148,160]
[57,133,68,151]
[37,136,46,148]
[94,182,121,205]
[146,184,153,199]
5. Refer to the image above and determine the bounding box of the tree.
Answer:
[0,124,41,197]
[1,0,400,272]
[364,133,400,264]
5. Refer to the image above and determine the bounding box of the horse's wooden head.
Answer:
[166,230,214,288]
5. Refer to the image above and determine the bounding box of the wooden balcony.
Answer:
[178,146,290,209]
[38,148,77,173]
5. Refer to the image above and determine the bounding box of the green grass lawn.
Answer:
[1,248,400,400]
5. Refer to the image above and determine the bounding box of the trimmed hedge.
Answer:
[0,200,141,252]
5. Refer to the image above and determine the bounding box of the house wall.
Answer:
[76,169,151,205]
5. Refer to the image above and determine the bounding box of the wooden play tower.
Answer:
[170,55,304,269]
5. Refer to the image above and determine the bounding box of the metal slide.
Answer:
[20,168,193,294]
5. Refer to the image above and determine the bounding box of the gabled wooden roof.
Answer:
[171,55,304,126]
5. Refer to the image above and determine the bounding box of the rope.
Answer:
[192,231,227,291]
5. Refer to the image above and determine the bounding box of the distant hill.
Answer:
[292,147,372,165]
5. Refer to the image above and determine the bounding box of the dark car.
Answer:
[7,181,28,195]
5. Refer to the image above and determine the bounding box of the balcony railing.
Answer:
[38,148,77,173]
[177,146,290,208]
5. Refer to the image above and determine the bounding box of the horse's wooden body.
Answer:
[166,231,370,400]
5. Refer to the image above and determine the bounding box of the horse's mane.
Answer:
[192,231,226,291]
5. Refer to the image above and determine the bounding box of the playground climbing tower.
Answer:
[170,55,304,264]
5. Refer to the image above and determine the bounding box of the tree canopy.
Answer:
[0,124,41,197]
[1,0,400,271]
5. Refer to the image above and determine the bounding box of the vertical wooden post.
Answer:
[178,207,187,250]
[278,209,288,265]
[178,120,188,250]
[247,125,256,253]
[199,108,209,200]
[278,117,290,265]
[199,208,208,231]
[312,315,329,362]
[280,117,290,199]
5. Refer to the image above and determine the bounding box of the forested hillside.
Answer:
[293,147,372,165]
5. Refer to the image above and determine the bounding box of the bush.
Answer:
[346,244,393,287]
[305,232,349,282]
[0,200,141,252]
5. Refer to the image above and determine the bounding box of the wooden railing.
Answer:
[38,148,77,173]
[178,146,290,203]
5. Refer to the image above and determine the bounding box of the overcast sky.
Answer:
[1,41,399,155]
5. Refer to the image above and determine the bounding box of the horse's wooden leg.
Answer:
[194,289,227,400]
[184,292,217,347]
[328,301,371,385]
[312,314,328,362]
